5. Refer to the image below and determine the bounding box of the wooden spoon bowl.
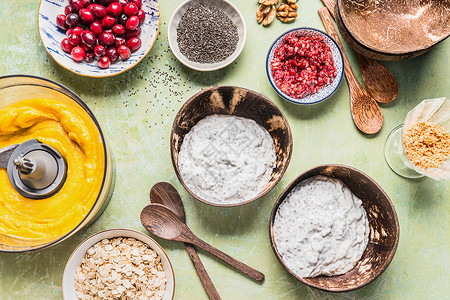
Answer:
[170,86,293,207]
[269,164,400,292]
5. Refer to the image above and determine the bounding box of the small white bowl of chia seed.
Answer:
[168,0,246,71]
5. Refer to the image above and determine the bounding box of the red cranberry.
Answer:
[102,15,116,28]
[79,8,95,24]
[127,37,141,51]
[106,47,119,62]
[80,43,91,52]
[113,24,126,36]
[90,4,108,19]
[103,29,114,35]
[117,13,128,26]
[65,5,73,15]
[61,38,73,53]
[123,3,138,16]
[94,45,106,57]
[90,21,103,36]
[71,46,85,61]
[114,36,126,48]
[98,32,115,46]
[130,0,142,9]
[70,0,84,11]
[117,0,128,6]
[65,13,80,27]
[136,10,145,24]
[56,14,69,30]
[100,0,113,5]
[108,2,122,17]
[85,51,95,62]
[125,27,141,39]
[67,33,81,46]
[118,45,131,60]
[82,0,92,7]
[67,26,83,36]
[125,16,139,31]
[81,30,96,47]
[98,56,111,68]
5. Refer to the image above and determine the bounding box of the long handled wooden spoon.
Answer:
[321,0,398,103]
[140,203,265,282]
[150,182,221,300]
[319,7,383,134]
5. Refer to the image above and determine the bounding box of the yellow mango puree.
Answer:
[0,99,105,240]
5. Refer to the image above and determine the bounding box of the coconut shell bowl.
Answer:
[269,164,400,292]
[170,86,293,207]
[336,0,450,61]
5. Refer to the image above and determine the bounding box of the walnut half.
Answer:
[256,4,276,26]
[259,0,279,5]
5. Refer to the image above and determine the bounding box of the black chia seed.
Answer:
[177,4,239,64]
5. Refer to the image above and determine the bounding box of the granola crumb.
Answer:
[403,121,450,169]
[74,237,167,300]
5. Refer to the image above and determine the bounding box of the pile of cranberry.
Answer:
[56,0,145,69]
[270,34,337,99]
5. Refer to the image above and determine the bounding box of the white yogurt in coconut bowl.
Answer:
[273,175,370,278]
[178,114,276,205]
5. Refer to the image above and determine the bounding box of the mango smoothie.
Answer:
[0,98,105,241]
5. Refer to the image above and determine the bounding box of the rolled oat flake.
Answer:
[177,4,239,64]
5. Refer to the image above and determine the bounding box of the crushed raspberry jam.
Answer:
[270,34,337,99]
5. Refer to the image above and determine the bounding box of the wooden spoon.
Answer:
[318,7,383,134]
[140,203,265,282]
[150,182,221,300]
[321,0,398,103]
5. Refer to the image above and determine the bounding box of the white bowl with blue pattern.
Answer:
[38,0,160,78]
[266,28,344,105]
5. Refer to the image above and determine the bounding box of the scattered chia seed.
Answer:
[177,4,239,64]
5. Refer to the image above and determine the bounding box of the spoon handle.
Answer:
[184,242,222,300]
[321,0,336,18]
[185,234,265,282]
[318,7,363,95]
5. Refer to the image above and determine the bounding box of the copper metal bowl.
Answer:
[336,0,450,60]
[269,164,400,292]
[170,86,293,207]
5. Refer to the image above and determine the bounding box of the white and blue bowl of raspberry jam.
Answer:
[266,28,344,105]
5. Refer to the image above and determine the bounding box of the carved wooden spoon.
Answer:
[150,182,221,300]
[140,203,265,282]
[319,7,383,134]
[321,0,398,103]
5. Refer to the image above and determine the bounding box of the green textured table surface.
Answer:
[0,0,448,299]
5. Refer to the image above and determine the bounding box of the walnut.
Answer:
[256,4,276,26]
[286,0,297,3]
[259,0,279,5]
[277,3,298,22]
[256,4,270,23]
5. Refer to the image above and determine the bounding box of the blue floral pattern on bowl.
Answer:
[266,28,344,105]
[38,0,160,78]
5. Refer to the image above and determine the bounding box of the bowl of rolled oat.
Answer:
[384,97,450,179]
[62,228,175,300]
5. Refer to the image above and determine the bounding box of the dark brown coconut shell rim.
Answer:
[170,86,293,207]
[269,164,400,292]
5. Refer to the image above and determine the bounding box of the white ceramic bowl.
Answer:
[168,0,246,71]
[38,0,160,77]
[62,228,175,300]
